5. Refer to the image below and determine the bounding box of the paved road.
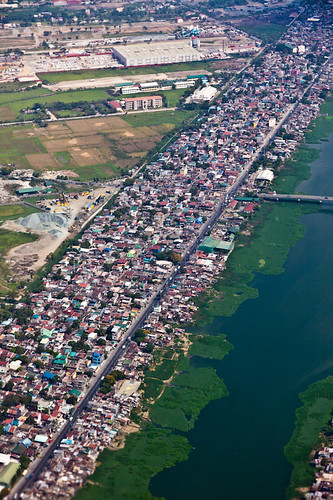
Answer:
[0,107,177,128]
[9,51,328,500]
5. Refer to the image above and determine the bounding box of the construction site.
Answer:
[1,185,115,278]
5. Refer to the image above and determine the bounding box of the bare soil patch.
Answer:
[70,147,106,166]
[26,153,58,169]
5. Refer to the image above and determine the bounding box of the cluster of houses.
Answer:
[0,5,332,498]
[305,444,333,499]
[303,427,333,500]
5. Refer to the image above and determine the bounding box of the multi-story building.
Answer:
[124,95,163,111]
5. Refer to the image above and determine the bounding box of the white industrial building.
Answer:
[255,169,274,184]
[192,85,217,102]
[121,85,140,94]
[174,79,196,89]
[113,40,201,67]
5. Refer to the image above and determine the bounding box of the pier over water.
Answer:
[260,193,333,204]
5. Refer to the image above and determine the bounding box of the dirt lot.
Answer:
[4,185,117,277]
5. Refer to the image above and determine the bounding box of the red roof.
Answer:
[109,100,122,109]
[243,203,255,213]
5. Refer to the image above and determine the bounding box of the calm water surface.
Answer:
[150,134,333,500]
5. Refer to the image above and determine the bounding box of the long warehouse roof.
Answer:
[114,41,200,59]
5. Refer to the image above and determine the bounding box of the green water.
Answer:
[150,131,333,499]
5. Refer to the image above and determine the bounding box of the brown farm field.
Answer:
[0,111,192,180]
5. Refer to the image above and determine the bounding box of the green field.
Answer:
[38,60,214,84]
[284,377,333,499]
[0,204,38,222]
[103,31,164,39]
[0,88,111,121]
[162,89,188,108]
[239,23,287,43]
[0,87,53,107]
[0,227,37,256]
[0,110,195,181]
[0,228,38,294]
[0,81,30,93]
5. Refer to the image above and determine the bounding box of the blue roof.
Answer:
[43,372,55,379]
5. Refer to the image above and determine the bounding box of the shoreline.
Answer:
[282,102,333,499]
[74,81,333,500]
[16,7,333,497]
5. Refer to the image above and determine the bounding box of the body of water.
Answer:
[150,133,333,500]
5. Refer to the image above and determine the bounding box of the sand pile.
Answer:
[16,213,69,238]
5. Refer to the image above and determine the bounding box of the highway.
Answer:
[9,53,324,500]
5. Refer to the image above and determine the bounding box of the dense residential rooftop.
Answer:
[0,4,332,498]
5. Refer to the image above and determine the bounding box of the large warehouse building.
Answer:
[113,40,201,67]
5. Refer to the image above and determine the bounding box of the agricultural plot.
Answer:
[0,110,193,181]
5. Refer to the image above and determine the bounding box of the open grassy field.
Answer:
[0,228,37,256]
[284,377,333,499]
[0,88,111,122]
[239,23,287,43]
[38,60,215,84]
[0,204,38,222]
[0,81,29,93]
[0,110,194,181]
[0,87,53,107]
[0,228,38,294]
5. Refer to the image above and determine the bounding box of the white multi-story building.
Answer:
[124,95,163,110]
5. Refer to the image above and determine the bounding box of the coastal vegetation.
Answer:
[150,362,228,432]
[193,201,315,325]
[73,425,191,500]
[284,377,333,499]
[75,333,232,500]
[304,97,333,143]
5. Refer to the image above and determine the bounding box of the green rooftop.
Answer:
[16,187,43,195]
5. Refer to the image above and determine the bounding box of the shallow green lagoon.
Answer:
[150,130,333,499]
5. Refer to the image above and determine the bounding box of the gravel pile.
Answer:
[17,213,68,238]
